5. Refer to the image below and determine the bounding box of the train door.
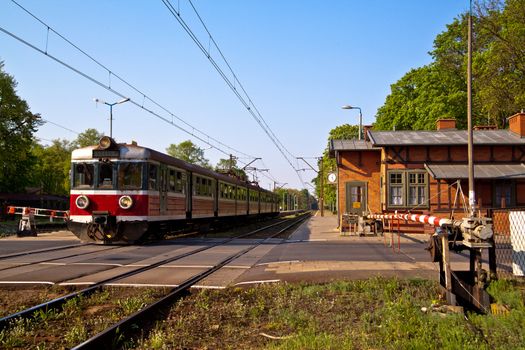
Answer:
[345,181,367,216]
[159,165,168,215]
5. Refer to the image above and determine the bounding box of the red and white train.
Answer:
[68,137,279,243]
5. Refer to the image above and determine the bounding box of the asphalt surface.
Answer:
[0,214,472,288]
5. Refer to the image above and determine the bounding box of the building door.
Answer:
[345,181,367,215]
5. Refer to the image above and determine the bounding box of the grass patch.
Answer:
[0,287,168,349]
[132,277,525,350]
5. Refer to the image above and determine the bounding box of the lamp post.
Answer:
[94,97,130,138]
[341,105,362,140]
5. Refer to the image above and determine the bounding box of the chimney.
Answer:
[436,118,456,130]
[508,111,525,137]
[473,125,498,131]
[363,125,372,141]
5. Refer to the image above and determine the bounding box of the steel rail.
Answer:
[0,214,307,331]
[72,214,309,349]
[0,243,89,260]
[0,245,124,273]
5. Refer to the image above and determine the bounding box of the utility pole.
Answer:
[467,0,476,217]
[320,157,324,216]
[297,156,324,216]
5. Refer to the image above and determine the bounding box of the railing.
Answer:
[487,208,525,279]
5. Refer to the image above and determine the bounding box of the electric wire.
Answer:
[8,0,257,161]
[41,118,80,135]
[161,0,304,185]
[185,0,298,162]
[3,1,310,189]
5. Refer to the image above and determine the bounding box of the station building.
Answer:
[329,112,525,233]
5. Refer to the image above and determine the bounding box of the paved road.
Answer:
[0,215,471,288]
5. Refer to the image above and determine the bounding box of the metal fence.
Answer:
[488,208,525,279]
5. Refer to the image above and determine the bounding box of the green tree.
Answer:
[73,128,103,148]
[215,157,247,180]
[166,140,211,168]
[0,61,41,193]
[475,0,525,123]
[312,124,359,212]
[31,139,72,195]
[274,187,312,210]
[374,0,525,130]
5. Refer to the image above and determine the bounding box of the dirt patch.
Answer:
[0,285,77,318]
[0,286,169,349]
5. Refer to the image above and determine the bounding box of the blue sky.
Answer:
[0,1,468,191]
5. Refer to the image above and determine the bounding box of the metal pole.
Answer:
[467,0,476,216]
[109,104,113,138]
[358,108,362,141]
[320,157,324,217]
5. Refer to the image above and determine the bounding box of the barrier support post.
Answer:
[441,233,456,305]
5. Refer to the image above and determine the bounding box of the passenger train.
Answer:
[68,137,279,243]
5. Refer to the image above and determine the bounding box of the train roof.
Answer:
[71,142,271,193]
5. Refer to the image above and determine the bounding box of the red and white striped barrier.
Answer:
[7,206,69,221]
[366,212,453,228]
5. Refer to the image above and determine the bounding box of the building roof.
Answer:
[424,163,525,180]
[329,139,380,156]
[368,130,525,146]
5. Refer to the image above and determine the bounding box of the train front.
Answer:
[68,136,150,244]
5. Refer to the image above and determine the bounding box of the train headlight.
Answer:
[99,136,113,150]
[119,195,133,209]
[76,195,90,209]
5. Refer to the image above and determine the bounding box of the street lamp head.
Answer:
[341,104,363,140]
[117,97,130,104]
[94,98,105,104]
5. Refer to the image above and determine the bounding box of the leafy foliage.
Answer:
[375,0,525,130]
[30,140,72,195]
[274,187,313,210]
[72,128,103,148]
[0,61,41,193]
[166,140,211,168]
[313,124,359,211]
[215,157,247,180]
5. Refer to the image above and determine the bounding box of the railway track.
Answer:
[0,213,309,348]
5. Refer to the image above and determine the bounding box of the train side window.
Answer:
[148,164,158,190]
[73,163,94,189]
[175,171,182,193]
[194,176,201,196]
[118,162,143,190]
[219,182,225,198]
[168,169,176,192]
[98,162,114,189]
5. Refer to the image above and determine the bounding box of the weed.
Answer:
[0,317,33,348]
[117,296,146,314]
[61,297,81,318]
[32,307,58,326]
[64,323,87,346]
[147,329,167,349]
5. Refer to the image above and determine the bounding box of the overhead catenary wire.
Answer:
[7,0,257,162]
[41,118,80,135]
[161,0,305,187]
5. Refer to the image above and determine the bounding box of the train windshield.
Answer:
[73,163,94,189]
[98,161,114,189]
[118,162,143,190]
